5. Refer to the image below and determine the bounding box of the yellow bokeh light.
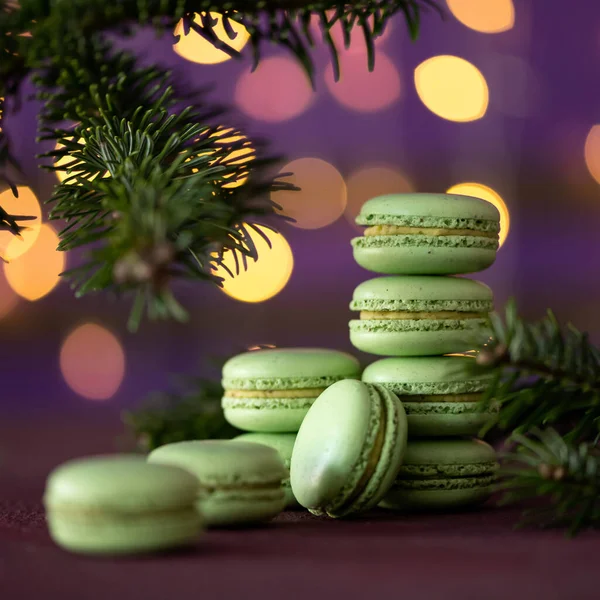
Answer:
[274,158,347,229]
[447,0,515,34]
[415,55,489,122]
[0,186,42,261]
[211,128,254,189]
[4,223,66,300]
[345,165,413,225]
[584,125,600,185]
[213,224,293,303]
[54,137,108,185]
[446,182,510,247]
[60,323,126,401]
[173,13,250,65]
[0,266,18,320]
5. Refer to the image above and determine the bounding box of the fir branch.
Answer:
[122,375,239,451]
[474,300,600,442]
[497,428,600,536]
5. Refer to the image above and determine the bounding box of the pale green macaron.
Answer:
[222,348,360,432]
[352,193,500,275]
[362,356,497,437]
[350,275,493,356]
[148,440,287,527]
[291,379,407,518]
[234,433,298,507]
[44,455,203,555]
[380,438,498,511]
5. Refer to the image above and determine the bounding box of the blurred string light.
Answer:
[213,224,293,303]
[0,186,42,261]
[3,223,65,300]
[446,0,515,34]
[324,51,400,113]
[173,13,250,64]
[584,125,600,185]
[345,165,413,225]
[274,158,347,229]
[211,127,254,189]
[0,267,18,320]
[54,137,108,185]
[235,57,314,122]
[60,323,126,401]
[415,55,489,122]
[447,182,510,247]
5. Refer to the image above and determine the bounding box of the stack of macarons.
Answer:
[221,347,361,506]
[348,192,501,511]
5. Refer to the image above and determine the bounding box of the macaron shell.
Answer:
[350,325,487,356]
[223,402,310,433]
[199,487,286,527]
[352,242,497,275]
[406,410,495,437]
[379,484,493,511]
[47,509,202,555]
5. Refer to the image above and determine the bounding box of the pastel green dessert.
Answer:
[44,455,202,555]
[380,438,498,511]
[222,348,361,432]
[352,193,500,275]
[291,379,407,518]
[362,356,497,437]
[350,275,493,357]
[234,433,298,507]
[148,440,287,527]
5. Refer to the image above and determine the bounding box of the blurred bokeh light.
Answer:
[213,224,294,303]
[274,158,347,229]
[345,165,413,225]
[173,13,250,65]
[324,51,401,113]
[59,323,126,401]
[54,137,107,184]
[446,182,510,247]
[446,0,515,33]
[0,186,42,261]
[4,223,65,300]
[415,55,489,122]
[235,57,314,122]
[211,127,254,189]
[584,125,600,185]
[0,266,18,320]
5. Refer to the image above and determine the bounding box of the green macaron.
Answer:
[148,440,287,527]
[44,455,203,555]
[352,193,500,275]
[362,356,497,437]
[379,438,498,511]
[221,348,361,432]
[234,433,298,507]
[291,379,407,518]
[350,275,493,357]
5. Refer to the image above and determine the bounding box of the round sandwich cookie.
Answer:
[234,433,299,507]
[379,438,498,511]
[352,193,500,275]
[350,275,493,357]
[44,455,203,555]
[221,348,361,432]
[362,356,497,437]
[148,440,287,527]
[291,379,407,518]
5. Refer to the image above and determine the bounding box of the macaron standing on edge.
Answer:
[350,275,493,357]
[352,193,500,275]
[221,348,361,432]
[44,455,203,555]
[362,356,497,437]
[148,440,287,527]
[291,379,408,518]
[380,438,499,511]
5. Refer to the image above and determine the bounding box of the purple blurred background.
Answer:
[2,0,600,420]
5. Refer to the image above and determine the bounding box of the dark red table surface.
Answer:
[1,415,599,600]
